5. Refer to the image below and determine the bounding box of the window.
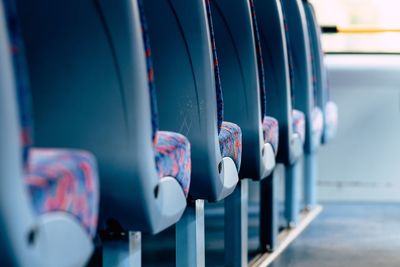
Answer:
[310,0,400,53]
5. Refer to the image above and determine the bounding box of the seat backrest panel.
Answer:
[16,0,160,231]
[211,0,264,179]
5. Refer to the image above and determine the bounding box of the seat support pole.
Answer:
[304,152,317,209]
[260,169,279,252]
[102,231,141,267]
[224,179,248,267]
[285,161,301,227]
[176,199,205,267]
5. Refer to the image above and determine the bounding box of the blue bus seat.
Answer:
[302,0,338,144]
[1,1,99,265]
[15,0,188,236]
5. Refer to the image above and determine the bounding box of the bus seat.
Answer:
[143,0,240,202]
[210,0,277,181]
[293,109,306,144]
[1,1,99,266]
[15,0,188,237]
[302,0,338,144]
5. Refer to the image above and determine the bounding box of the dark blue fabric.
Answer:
[304,3,318,107]
[206,0,224,133]
[3,0,33,165]
[138,0,159,142]
[249,0,266,119]
[279,0,295,105]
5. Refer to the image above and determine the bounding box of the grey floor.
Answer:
[270,203,400,267]
[140,203,400,267]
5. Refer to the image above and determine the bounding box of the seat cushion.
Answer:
[324,101,338,139]
[292,109,305,143]
[219,121,242,170]
[154,131,191,197]
[262,116,279,155]
[25,149,99,237]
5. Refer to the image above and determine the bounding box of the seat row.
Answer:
[0,0,338,266]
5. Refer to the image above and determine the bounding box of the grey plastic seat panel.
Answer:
[254,0,303,165]
[281,0,319,153]
[210,0,272,180]
[144,0,238,201]
[15,0,186,234]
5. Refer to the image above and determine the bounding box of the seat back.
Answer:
[15,0,184,233]
[209,0,265,180]
[0,2,36,265]
[281,0,315,153]
[254,0,302,165]
[144,0,238,201]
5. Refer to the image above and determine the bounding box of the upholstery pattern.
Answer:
[206,0,224,132]
[26,149,99,236]
[4,0,33,165]
[138,0,158,142]
[262,116,279,155]
[155,131,191,196]
[324,101,338,138]
[292,109,305,143]
[249,0,266,118]
[312,106,324,137]
[219,121,242,170]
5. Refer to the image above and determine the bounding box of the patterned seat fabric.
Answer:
[5,0,99,237]
[324,101,338,138]
[155,131,191,197]
[249,0,266,118]
[292,109,305,144]
[219,122,242,170]
[26,149,99,236]
[206,0,224,133]
[312,106,324,137]
[262,116,279,155]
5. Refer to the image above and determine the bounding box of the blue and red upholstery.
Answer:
[26,149,99,236]
[4,0,99,237]
[138,0,192,195]
[262,116,279,155]
[249,0,266,118]
[206,0,243,170]
[292,109,305,144]
[206,0,224,132]
[154,132,191,196]
[219,122,242,169]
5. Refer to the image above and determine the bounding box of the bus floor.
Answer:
[141,202,400,267]
[268,203,400,267]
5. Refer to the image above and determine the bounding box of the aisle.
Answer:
[269,203,400,267]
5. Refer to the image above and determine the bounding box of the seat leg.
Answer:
[304,152,317,209]
[102,232,141,267]
[176,199,205,267]
[224,179,248,267]
[260,169,279,252]
[284,161,301,227]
